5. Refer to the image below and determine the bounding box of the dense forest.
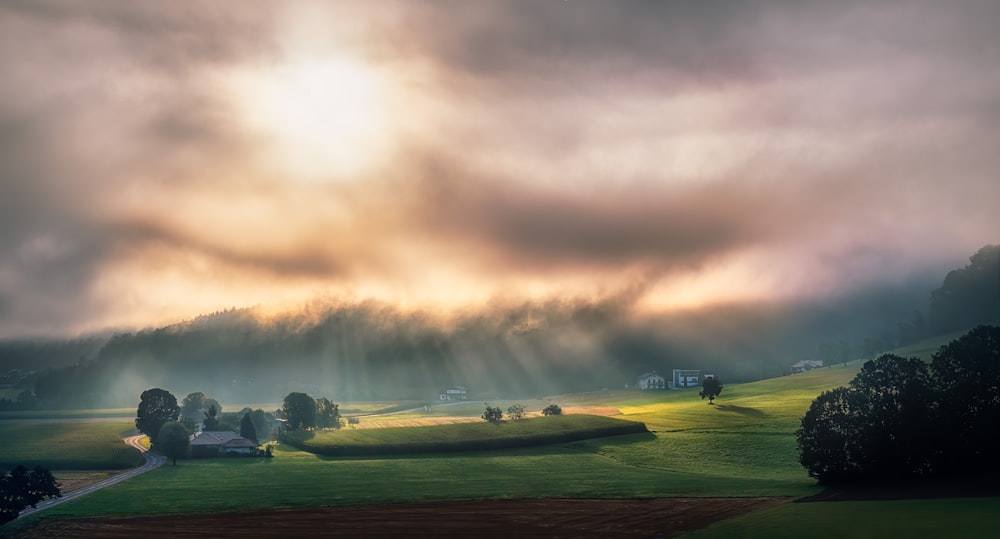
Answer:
[2,244,996,409]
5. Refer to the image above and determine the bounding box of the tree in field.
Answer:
[240,413,258,444]
[180,392,222,423]
[315,397,342,429]
[240,408,274,441]
[202,405,221,431]
[507,403,525,421]
[157,421,190,466]
[282,392,316,430]
[542,404,562,416]
[699,376,723,404]
[482,403,503,424]
[0,465,60,525]
[931,325,1000,472]
[136,388,180,445]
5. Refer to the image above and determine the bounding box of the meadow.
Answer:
[6,334,998,537]
[0,421,141,471]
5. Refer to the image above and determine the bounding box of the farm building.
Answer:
[189,431,258,458]
[672,369,701,388]
[439,386,468,401]
[790,360,824,373]
[637,371,666,389]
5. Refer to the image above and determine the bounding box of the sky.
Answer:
[1,0,999,338]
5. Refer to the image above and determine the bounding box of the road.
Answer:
[17,435,166,519]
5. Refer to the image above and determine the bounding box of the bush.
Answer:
[481,404,503,424]
[507,403,525,421]
[542,404,562,416]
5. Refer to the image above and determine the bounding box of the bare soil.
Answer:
[13,497,788,538]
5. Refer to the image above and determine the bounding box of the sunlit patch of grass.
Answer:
[52,471,121,493]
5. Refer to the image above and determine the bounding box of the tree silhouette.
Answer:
[699,376,723,404]
[135,388,179,446]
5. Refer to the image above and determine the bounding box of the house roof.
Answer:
[638,371,664,380]
[190,431,250,446]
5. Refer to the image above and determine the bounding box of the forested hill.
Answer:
[4,244,998,410]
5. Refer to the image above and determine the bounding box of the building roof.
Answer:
[190,431,250,446]
[638,371,664,380]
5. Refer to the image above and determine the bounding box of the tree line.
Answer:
[796,325,1000,484]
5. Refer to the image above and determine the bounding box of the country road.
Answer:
[17,435,166,519]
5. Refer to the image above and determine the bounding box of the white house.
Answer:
[439,386,468,401]
[637,371,666,390]
[672,369,701,388]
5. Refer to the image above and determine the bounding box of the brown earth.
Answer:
[13,497,788,538]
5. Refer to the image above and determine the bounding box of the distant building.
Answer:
[790,360,824,374]
[637,371,666,390]
[672,369,701,389]
[439,386,468,401]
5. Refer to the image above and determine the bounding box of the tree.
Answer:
[797,354,937,484]
[135,388,180,445]
[507,403,525,421]
[796,387,866,484]
[0,465,60,525]
[202,405,221,431]
[180,392,222,420]
[542,404,562,416]
[157,421,190,466]
[847,354,935,480]
[315,397,342,429]
[482,403,503,424]
[931,325,1000,472]
[699,376,723,404]
[240,413,258,444]
[282,392,316,430]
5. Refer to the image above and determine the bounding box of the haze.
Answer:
[2,1,999,339]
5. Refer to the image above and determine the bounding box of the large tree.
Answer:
[136,388,180,445]
[315,397,341,429]
[0,465,60,525]
[282,392,316,430]
[202,405,221,431]
[157,421,190,466]
[931,325,1000,472]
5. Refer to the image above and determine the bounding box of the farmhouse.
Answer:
[637,371,666,390]
[790,359,824,374]
[189,431,258,458]
[672,369,700,388]
[439,386,468,401]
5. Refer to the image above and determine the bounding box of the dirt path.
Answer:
[17,436,164,520]
[12,497,788,538]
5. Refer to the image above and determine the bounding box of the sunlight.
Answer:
[229,57,390,180]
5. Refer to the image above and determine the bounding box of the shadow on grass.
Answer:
[713,404,767,418]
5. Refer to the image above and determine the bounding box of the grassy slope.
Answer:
[22,366,864,523]
[0,421,141,470]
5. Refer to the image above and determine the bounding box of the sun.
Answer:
[229,57,390,180]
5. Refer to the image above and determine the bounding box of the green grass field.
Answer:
[7,331,997,537]
[284,414,648,455]
[0,421,141,470]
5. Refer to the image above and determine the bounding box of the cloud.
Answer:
[1,1,999,337]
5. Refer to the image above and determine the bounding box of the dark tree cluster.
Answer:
[281,392,341,430]
[542,404,562,416]
[135,388,180,447]
[481,403,503,424]
[928,245,1000,334]
[797,326,1000,484]
[0,465,60,525]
